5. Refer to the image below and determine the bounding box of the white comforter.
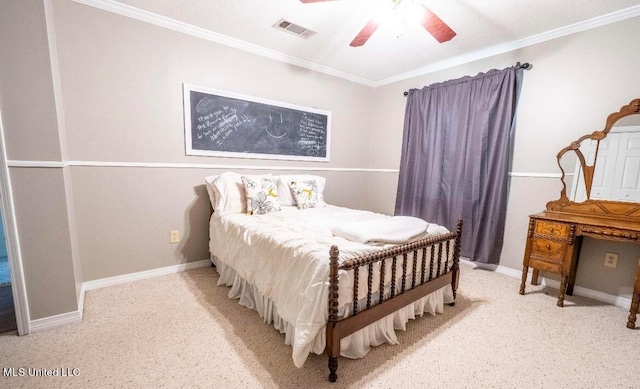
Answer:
[209,205,452,367]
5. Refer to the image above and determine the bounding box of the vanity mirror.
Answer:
[570,112,640,203]
[546,98,640,218]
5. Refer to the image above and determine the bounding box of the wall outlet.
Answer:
[170,230,180,244]
[604,252,618,268]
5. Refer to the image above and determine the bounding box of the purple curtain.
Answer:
[395,66,523,264]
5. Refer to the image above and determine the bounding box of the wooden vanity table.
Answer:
[519,99,640,329]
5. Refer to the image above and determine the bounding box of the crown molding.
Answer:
[70,0,376,87]
[71,1,640,87]
[374,5,640,86]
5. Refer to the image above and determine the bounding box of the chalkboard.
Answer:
[183,84,331,161]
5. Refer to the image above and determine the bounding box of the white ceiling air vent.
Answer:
[273,19,317,39]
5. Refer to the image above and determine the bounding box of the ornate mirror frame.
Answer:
[546,98,640,220]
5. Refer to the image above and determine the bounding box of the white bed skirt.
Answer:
[212,256,454,367]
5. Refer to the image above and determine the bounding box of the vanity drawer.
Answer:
[528,257,563,274]
[534,220,570,239]
[530,238,567,262]
[522,216,577,280]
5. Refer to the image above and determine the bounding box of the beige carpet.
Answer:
[0,263,638,388]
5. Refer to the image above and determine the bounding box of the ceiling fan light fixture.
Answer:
[397,1,423,25]
[371,1,396,24]
[301,0,456,46]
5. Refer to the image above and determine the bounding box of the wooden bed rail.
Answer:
[326,219,463,382]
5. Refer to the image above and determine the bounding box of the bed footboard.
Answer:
[325,219,463,382]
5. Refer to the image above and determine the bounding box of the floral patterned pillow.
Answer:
[289,180,325,210]
[241,176,281,215]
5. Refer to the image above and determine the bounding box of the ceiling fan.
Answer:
[299,0,456,47]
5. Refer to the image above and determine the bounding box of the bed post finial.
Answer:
[327,245,340,382]
[451,220,463,302]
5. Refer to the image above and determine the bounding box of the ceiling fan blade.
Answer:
[349,19,381,47]
[418,5,456,43]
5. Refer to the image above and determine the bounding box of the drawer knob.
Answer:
[546,244,551,250]
[550,228,554,234]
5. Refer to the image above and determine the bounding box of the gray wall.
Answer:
[1,0,639,323]
[0,1,61,162]
[0,0,79,320]
[51,0,375,282]
[368,16,640,298]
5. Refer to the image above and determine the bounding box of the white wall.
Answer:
[368,16,640,298]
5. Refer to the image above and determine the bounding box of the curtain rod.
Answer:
[403,62,531,96]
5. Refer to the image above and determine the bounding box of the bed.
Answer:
[205,172,462,382]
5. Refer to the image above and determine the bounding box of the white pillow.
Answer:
[204,174,218,210]
[289,179,326,209]
[210,172,248,217]
[278,175,326,206]
[241,176,281,215]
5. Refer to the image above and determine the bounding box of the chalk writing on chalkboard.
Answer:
[183,84,331,161]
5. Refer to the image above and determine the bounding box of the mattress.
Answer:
[209,205,454,367]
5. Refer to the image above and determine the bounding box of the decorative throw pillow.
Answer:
[289,180,325,209]
[277,175,327,206]
[241,176,281,215]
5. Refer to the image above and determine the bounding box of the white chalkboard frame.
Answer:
[183,84,331,162]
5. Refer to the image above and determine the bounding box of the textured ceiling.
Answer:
[109,0,640,84]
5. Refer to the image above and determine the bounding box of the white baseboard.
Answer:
[30,258,630,332]
[31,260,211,333]
[460,258,632,309]
[81,259,211,292]
[30,310,82,333]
